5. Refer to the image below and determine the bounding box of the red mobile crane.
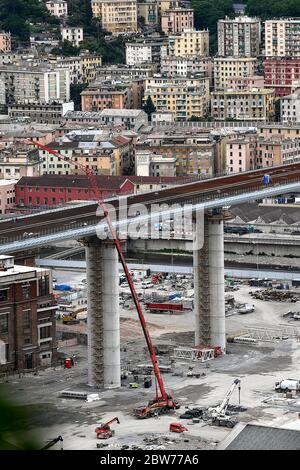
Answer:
[95,416,120,439]
[29,140,179,418]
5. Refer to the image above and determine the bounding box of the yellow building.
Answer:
[143,77,210,121]
[213,57,258,90]
[91,0,137,34]
[168,28,209,57]
[80,54,102,83]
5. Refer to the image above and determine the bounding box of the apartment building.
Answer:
[227,75,264,90]
[92,0,138,34]
[8,101,74,125]
[144,76,210,121]
[0,180,17,214]
[137,1,158,25]
[161,8,194,35]
[0,149,41,180]
[0,255,57,372]
[280,93,300,124]
[218,16,261,57]
[64,109,147,130]
[258,124,300,140]
[256,137,300,168]
[264,58,300,97]
[126,40,168,66]
[265,18,300,58]
[226,136,256,174]
[46,0,68,17]
[211,88,275,121]
[161,55,212,80]
[168,29,209,57]
[213,57,258,90]
[61,27,83,47]
[0,66,70,105]
[135,150,176,177]
[81,82,132,112]
[0,32,11,53]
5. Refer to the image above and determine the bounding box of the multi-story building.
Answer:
[161,8,194,35]
[81,82,132,112]
[0,149,41,180]
[0,66,70,105]
[227,75,264,90]
[80,54,102,83]
[0,32,11,53]
[168,29,209,57]
[280,93,300,124]
[135,150,176,177]
[92,0,138,34]
[0,180,17,214]
[226,135,257,174]
[218,16,261,57]
[144,76,210,121]
[264,58,300,97]
[255,137,300,168]
[160,55,212,80]
[265,18,300,58]
[46,0,68,17]
[0,255,57,372]
[61,27,83,47]
[64,109,148,130]
[137,1,158,25]
[8,101,74,125]
[126,39,168,66]
[211,88,275,121]
[213,57,258,90]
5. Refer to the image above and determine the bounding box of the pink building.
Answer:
[0,32,11,52]
[227,76,265,91]
[226,135,257,174]
[0,179,17,214]
[161,8,194,35]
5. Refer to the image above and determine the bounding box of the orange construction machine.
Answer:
[95,417,120,439]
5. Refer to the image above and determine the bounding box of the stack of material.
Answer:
[249,289,298,302]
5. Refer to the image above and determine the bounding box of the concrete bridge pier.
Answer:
[84,237,120,388]
[193,210,226,351]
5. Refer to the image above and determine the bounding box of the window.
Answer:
[22,284,30,299]
[0,313,8,333]
[23,310,31,329]
[39,325,51,340]
[0,290,8,302]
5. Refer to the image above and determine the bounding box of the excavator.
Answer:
[95,417,120,439]
[208,378,241,428]
[40,435,63,450]
[30,140,179,419]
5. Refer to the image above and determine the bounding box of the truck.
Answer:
[275,379,300,393]
[145,302,192,314]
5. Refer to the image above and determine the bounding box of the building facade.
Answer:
[0,180,17,214]
[46,0,68,17]
[265,19,300,58]
[8,101,74,125]
[81,83,132,112]
[264,58,300,97]
[61,27,83,47]
[226,136,256,174]
[218,16,261,57]
[161,8,194,35]
[168,29,209,57]
[0,32,11,53]
[126,40,168,66]
[213,57,258,90]
[160,55,212,79]
[0,255,57,372]
[92,0,138,34]
[280,93,300,124]
[137,1,158,25]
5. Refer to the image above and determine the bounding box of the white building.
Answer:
[161,55,212,79]
[98,109,148,130]
[126,41,168,66]
[280,93,300,124]
[265,19,300,57]
[46,0,68,17]
[61,27,83,47]
[135,150,176,177]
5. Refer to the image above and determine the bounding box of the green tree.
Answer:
[51,40,80,57]
[246,0,300,19]
[143,96,156,121]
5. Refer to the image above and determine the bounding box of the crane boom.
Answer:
[29,140,171,405]
[215,378,240,416]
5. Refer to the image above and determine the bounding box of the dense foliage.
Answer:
[246,0,300,19]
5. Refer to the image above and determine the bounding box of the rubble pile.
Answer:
[249,289,298,302]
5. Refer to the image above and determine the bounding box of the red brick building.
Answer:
[264,58,300,97]
[0,256,57,372]
[16,175,135,208]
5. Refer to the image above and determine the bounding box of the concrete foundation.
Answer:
[85,237,120,388]
[193,212,226,350]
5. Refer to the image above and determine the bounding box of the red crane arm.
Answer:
[104,417,120,427]
[29,140,168,401]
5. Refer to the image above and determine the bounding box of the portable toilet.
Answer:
[263,174,270,185]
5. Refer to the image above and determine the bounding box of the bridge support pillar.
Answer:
[84,237,120,388]
[193,210,226,351]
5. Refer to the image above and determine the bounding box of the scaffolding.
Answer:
[172,347,214,362]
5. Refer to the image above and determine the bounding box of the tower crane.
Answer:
[208,378,241,428]
[29,139,179,419]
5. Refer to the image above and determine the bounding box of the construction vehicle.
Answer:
[169,423,188,433]
[208,378,241,428]
[275,379,300,393]
[129,382,140,388]
[40,435,63,450]
[61,311,80,324]
[30,140,179,419]
[95,417,120,439]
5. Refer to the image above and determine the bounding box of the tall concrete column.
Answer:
[193,211,226,351]
[85,237,120,388]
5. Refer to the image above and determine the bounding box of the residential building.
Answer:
[91,0,138,34]
[218,16,261,57]
[160,55,212,80]
[280,93,300,124]
[96,64,156,80]
[161,8,194,35]
[256,137,300,168]
[0,66,70,105]
[81,82,132,112]
[0,180,17,214]
[265,18,300,58]
[135,150,176,177]
[144,76,210,121]
[0,149,41,180]
[137,1,158,25]
[226,136,256,174]
[61,27,83,47]
[227,75,264,90]
[80,54,102,83]
[258,124,300,140]
[126,40,168,66]
[264,58,300,97]
[151,111,174,124]
[0,32,11,53]
[63,109,147,129]
[213,57,258,90]
[46,0,68,17]
[0,255,57,372]
[211,88,275,121]
[168,29,209,57]
[8,101,74,125]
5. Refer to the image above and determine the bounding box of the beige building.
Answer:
[168,29,209,57]
[258,124,300,140]
[213,57,258,90]
[135,150,176,177]
[144,76,210,121]
[92,0,137,34]
[227,75,264,90]
[161,8,194,35]
[61,27,83,47]
[211,88,275,121]
[0,179,17,214]
[137,1,158,25]
[265,19,300,58]
[218,16,261,57]
[0,32,11,53]
[46,0,68,17]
